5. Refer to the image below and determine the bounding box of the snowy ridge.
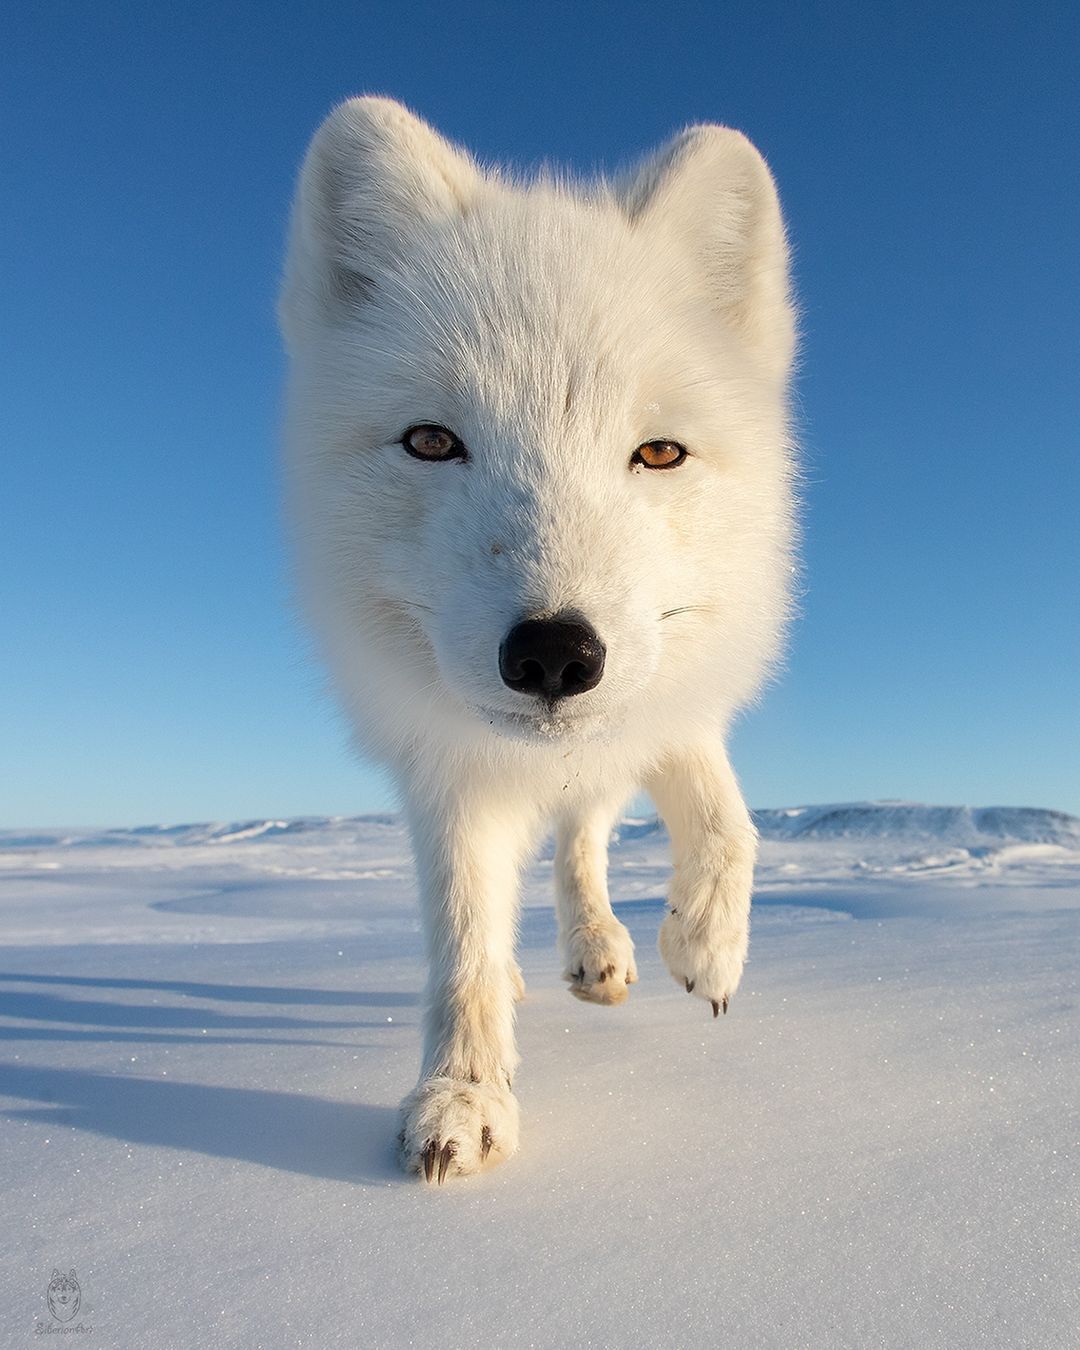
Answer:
[0,815,399,851]
[4,802,1078,852]
[750,801,1080,846]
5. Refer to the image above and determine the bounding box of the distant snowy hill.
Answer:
[3,802,1079,852]
[0,815,395,851]
[750,802,1080,846]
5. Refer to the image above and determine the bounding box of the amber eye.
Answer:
[402,424,467,461]
[631,440,688,470]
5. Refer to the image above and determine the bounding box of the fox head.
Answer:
[279,98,795,758]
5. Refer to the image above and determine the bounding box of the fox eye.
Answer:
[402,424,467,462]
[631,439,688,470]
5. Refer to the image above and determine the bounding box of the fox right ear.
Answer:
[279,97,481,336]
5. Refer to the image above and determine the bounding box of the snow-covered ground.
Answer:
[2,803,1077,1348]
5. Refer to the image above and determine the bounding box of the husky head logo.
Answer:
[280,99,795,757]
[46,1268,80,1323]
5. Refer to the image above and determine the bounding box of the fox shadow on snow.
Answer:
[0,972,414,1183]
[0,1060,402,1184]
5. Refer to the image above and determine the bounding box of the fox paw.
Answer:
[398,1076,519,1183]
[659,912,747,1017]
[562,919,637,1005]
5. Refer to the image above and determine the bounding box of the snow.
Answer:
[2,803,1078,1347]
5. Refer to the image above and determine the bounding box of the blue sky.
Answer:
[3,1,1078,826]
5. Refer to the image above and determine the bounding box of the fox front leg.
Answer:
[554,797,637,1004]
[398,793,535,1182]
[647,745,756,1018]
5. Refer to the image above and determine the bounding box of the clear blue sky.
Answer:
[3,1,1078,827]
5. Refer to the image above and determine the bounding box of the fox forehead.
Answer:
[387,193,706,350]
[345,196,740,450]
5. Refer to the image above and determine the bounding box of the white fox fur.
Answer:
[279,97,796,1181]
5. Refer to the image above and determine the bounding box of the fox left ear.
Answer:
[621,126,795,382]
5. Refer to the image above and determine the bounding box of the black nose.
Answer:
[499,614,606,699]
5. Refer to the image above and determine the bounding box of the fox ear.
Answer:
[280,97,481,333]
[621,126,795,381]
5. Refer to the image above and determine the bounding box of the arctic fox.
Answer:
[279,98,796,1183]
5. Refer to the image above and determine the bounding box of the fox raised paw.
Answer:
[658,911,748,1017]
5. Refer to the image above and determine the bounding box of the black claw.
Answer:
[722,996,729,1015]
[575,966,585,982]
[711,1000,720,1018]
[437,1140,456,1185]
[422,1140,437,1182]
[685,978,695,993]
[480,1125,493,1161]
